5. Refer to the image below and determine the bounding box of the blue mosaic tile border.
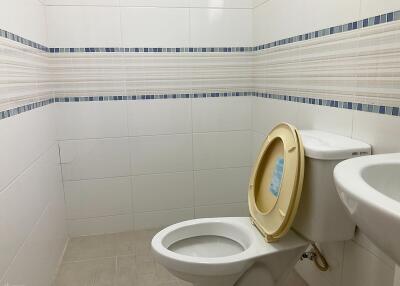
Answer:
[254,92,400,116]
[0,98,54,120]
[54,92,254,102]
[48,47,253,53]
[1,92,399,122]
[254,10,400,51]
[1,10,399,54]
[0,29,48,52]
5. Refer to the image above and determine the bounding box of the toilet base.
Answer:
[168,269,242,286]
[168,245,306,286]
[151,217,308,286]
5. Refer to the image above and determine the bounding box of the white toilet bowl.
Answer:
[151,126,371,286]
[151,217,308,286]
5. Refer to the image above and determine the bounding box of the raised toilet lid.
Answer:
[248,123,305,242]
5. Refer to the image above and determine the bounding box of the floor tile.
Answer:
[54,257,116,286]
[63,234,117,262]
[55,229,197,286]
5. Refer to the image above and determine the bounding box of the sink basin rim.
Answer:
[334,153,400,217]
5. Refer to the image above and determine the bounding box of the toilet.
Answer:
[151,123,371,286]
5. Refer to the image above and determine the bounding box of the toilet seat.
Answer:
[248,123,305,242]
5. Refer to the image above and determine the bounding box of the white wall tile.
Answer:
[193,131,252,170]
[194,202,248,218]
[192,97,252,132]
[194,167,250,206]
[252,131,265,163]
[120,0,190,7]
[295,241,345,286]
[67,214,133,237]
[0,0,48,45]
[353,230,396,268]
[59,138,131,180]
[121,7,190,47]
[0,145,60,279]
[190,8,253,46]
[132,172,194,212]
[127,99,192,136]
[296,104,354,137]
[134,208,194,230]
[253,0,306,45]
[252,98,300,135]
[253,0,360,45]
[65,177,132,219]
[190,0,253,8]
[342,241,394,286]
[46,6,122,47]
[56,102,129,140]
[295,258,333,286]
[0,106,55,193]
[0,197,67,286]
[252,0,267,8]
[44,0,254,8]
[360,0,400,18]
[302,0,361,34]
[129,134,193,175]
[43,0,120,5]
[352,111,400,154]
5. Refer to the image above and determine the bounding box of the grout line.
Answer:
[43,4,253,9]
[252,0,269,9]
[61,250,152,265]
[51,236,70,285]
[0,140,58,193]
[67,212,132,222]
[190,97,196,219]
[61,165,253,183]
[0,199,54,282]
[57,128,252,142]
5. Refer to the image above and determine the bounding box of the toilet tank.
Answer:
[292,130,371,243]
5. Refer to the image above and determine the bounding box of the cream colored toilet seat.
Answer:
[248,123,305,242]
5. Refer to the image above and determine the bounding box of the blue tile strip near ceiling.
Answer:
[1,9,399,53]
[1,9,400,120]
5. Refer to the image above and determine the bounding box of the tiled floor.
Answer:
[54,229,308,286]
[53,229,191,286]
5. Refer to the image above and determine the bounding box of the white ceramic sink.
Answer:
[334,153,400,264]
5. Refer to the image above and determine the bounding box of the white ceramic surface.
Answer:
[59,138,131,180]
[334,153,400,264]
[299,130,371,160]
[152,217,307,286]
[0,0,47,44]
[193,131,252,170]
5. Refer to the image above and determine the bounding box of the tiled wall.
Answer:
[253,1,400,286]
[0,0,51,108]
[40,0,255,236]
[45,0,254,99]
[1,0,400,285]
[57,96,253,236]
[0,104,68,286]
[0,1,68,286]
[253,0,400,109]
[0,0,47,45]
[45,0,253,48]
